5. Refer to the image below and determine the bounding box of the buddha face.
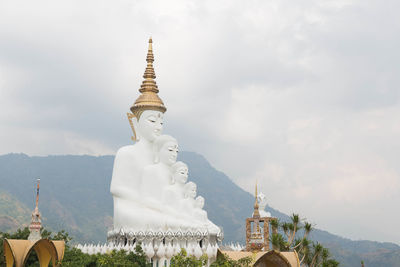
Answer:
[174,167,188,184]
[159,141,178,166]
[137,110,164,142]
[195,196,204,209]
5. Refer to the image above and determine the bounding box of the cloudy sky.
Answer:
[1,0,399,244]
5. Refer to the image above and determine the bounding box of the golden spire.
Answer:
[130,38,167,120]
[253,181,260,218]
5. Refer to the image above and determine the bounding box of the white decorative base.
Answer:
[77,228,222,267]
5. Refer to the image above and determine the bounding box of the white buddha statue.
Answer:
[193,196,220,234]
[178,182,202,229]
[193,196,208,222]
[182,182,197,211]
[110,38,167,231]
[109,39,222,247]
[141,135,178,209]
[162,161,188,210]
[111,110,163,198]
[257,192,272,218]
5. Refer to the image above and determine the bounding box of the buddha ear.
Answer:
[154,154,159,163]
[127,113,139,142]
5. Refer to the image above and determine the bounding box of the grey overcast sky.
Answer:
[1,0,399,244]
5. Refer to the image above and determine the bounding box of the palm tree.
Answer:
[301,242,339,267]
[269,214,338,267]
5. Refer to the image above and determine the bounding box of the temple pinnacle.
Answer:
[130,38,167,120]
[253,181,260,218]
[28,178,42,241]
[142,37,156,83]
[35,178,40,210]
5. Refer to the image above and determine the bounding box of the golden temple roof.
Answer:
[3,239,65,267]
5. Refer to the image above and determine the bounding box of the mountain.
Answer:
[0,190,30,232]
[0,152,399,267]
[0,153,114,242]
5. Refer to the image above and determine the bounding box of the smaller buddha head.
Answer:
[184,182,197,199]
[195,196,205,209]
[171,161,188,184]
[153,135,178,165]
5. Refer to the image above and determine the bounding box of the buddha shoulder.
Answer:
[116,145,136,155]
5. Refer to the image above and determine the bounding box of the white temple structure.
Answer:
[75,38,223,266]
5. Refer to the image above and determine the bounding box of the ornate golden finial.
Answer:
[130,38,167,120]
[253,181,260,218]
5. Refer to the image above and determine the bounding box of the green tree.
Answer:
[1,227,150,267]
[169,248,252,267]
[170,248,207,267]
[270,214,339,267]
[210,252,252,267]
[60,243,151,266]
[52,230,71,243]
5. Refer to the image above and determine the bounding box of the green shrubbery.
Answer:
[169,248,252,267]
[0,227,150,267]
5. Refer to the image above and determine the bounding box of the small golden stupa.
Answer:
[28,179,42,241]
[3,179,65,267]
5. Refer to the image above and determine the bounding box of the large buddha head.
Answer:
[128,38,167,142]
[135,110,164,142]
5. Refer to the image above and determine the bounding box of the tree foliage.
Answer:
[270,214,339,267]
[170,248,207,267]
[0,227,150,267]
[60,246,150,267]
[170,248,252,267]
[210,252,252,267]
